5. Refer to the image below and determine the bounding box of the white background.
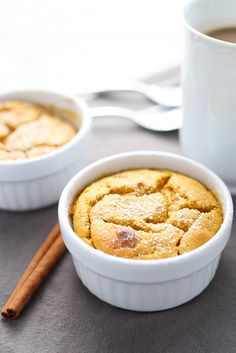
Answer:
[0,0,185,93]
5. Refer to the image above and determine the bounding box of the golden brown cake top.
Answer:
[72,169,223,260]
[0,101,77,160]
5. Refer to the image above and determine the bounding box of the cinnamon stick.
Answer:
[1,224,66,319]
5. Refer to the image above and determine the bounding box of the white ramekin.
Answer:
[0,90,91,211]
[58,151,233,311]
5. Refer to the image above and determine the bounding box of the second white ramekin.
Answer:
[58,151,233,311]
[0,90,91,211]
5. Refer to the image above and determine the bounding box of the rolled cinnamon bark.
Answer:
[1,224,66,319]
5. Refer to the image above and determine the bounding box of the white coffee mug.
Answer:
[181,0,236,193]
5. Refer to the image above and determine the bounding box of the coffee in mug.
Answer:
[207,27,236,43]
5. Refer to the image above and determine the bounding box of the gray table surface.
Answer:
[0,93,236,353]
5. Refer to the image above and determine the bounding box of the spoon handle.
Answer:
[76,80,181,108]
[90,106,134,120]
[76,81,139,100]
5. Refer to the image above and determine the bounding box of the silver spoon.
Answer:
[78,80,182,108]
[90,105,182,131]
